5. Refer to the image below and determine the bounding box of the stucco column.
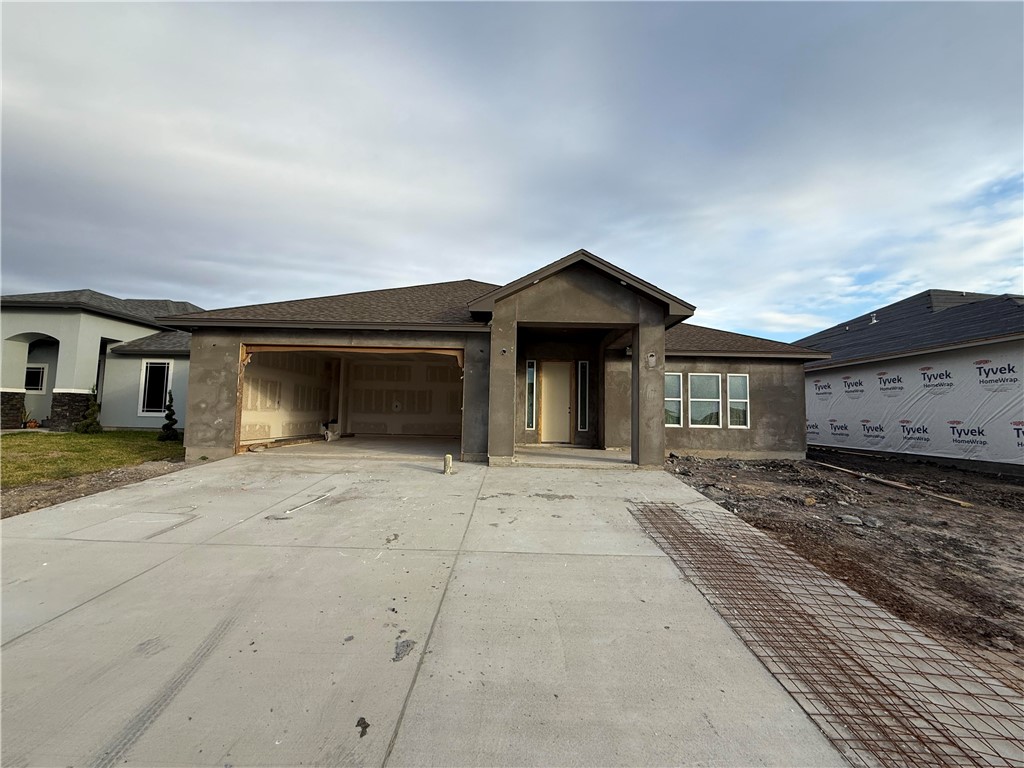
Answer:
[630,307,666,468]
[461,338,490,462]
[53,326,101,393]
[1,339,28,428]
[1,339,29,391]
[184,332,244,462]
[486,299,517,465]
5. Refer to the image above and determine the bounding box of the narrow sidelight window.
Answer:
[688,373,721,427]
[664,373,683,426]
[140,360,172,415]
[728,374,750,428]
[525,360,537,430]
[577,361,589,431]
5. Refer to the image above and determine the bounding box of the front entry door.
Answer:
[540,361,571,443]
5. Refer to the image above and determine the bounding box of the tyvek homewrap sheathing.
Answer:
[805,341,1024,465]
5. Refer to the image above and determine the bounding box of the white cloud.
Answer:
[1,2,1020,340]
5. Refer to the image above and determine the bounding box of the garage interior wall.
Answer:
[345,357,462,436]
[241,351,336,443]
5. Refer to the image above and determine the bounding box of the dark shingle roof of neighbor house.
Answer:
[665,323,828,358]
[796,290,1024,370]
[110,330,193,355]
[1,289,203,328]
[161,280,501,328]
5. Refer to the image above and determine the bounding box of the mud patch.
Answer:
[666,448,1024,685]
[392,639,416,662]
[1,459,185,519]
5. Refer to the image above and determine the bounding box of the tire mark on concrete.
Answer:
[90,613,237,768]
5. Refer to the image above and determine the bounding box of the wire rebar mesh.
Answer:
[629,500,1024,768]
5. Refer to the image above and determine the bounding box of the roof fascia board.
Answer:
[110,349,190,356]
[803,333,1024,371]
[467,250,696,316]
[667,350,830,360]
[158,318,491,333]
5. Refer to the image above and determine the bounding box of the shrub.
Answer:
[73,391,103,434]
[158,391,181,442]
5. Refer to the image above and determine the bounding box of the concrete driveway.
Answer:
[2,451,846,767]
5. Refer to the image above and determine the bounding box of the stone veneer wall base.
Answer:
[49,392,93,432]
[1,391,26,430]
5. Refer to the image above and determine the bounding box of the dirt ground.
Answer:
[667,448,1024,683]
[0,459,186,519]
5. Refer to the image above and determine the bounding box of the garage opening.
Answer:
[238,346,464,451]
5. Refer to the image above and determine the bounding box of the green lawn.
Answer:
[1,431,185,488]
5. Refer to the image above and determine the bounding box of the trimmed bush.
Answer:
[73,392,103,434]
[158,391,181,442]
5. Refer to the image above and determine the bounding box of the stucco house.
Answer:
[796,289,1024,471]
[1,290,201,431]
[160,250,827,467]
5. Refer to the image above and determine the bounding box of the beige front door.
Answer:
[540,361,572,443]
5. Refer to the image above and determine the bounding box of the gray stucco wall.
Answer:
[461,340,490,461]
[664,356,808,459]
[1,308,163,391]
[183,328,486,462]
[100,354,190,430]
[487,263,667,467]
[23,340,59,422]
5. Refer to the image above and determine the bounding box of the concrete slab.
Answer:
[1,538,187,644]
[512,445,634,469]
[2,545,452,767]
[1,455,846,767]
[271,435,461,462]
[388,551,844,767]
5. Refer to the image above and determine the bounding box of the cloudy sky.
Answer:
[2,2,1021,341]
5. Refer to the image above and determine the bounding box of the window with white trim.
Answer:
[577,361,589,431]
[139,360,172,415]
[525,360,537,430]
[24,364,48,393]
[664,373,683,426]
[728,374,750,428]
[688,373,721,427]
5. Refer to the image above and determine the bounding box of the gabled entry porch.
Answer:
[470,250,694,469]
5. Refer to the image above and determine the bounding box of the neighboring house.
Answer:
[160,250,827,466]
[0,290,202,431]
[795,290,1024,470]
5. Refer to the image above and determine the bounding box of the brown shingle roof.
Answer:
[111,331,193,355]
[1,289,203,328]
[161,280,498,328]
[666,323,828,359]
[796,290,1024,369]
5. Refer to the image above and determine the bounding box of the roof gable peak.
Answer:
[467,249,695,321]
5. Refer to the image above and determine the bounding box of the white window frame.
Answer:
[24,363,49,394]
[664,372,683,427]
[138,359,173,417]
[728,374,750,429]
[525,360,537,431]
[577,361,589,432]
[688,373,722,428]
